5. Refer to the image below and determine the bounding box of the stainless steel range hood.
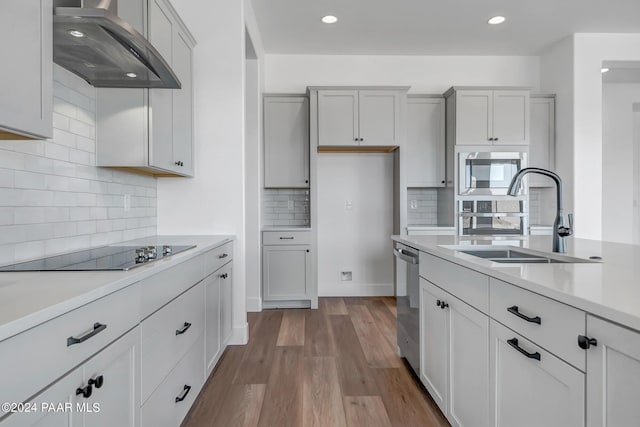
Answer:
[53,0,181,89]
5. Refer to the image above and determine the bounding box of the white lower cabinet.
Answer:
[585,315,640,427]
[490,320,584,427]
[205,261,233,376]
[419,278,489,427]
[1,327,140,427]
[420,279,449,414]
[263,245,311,301]
[141,338,204,427]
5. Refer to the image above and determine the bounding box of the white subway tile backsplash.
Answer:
[263,189,310,226]
[0,66,157,265]
[407,188,439,226]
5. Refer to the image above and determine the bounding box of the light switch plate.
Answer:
[410,200,418,209]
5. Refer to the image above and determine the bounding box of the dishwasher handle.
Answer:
[394,248,419,264]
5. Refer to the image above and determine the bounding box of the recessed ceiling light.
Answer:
[601,68,610,73]
[125,72,137,78]
[488,16,506,25]
[68,29,85,38]
[321,15,338,24]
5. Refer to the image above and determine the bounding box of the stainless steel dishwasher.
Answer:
[394,242,420,377]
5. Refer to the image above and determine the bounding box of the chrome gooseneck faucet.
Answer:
[507,167,573,253]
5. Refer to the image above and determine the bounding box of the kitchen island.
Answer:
[392,234,640,427]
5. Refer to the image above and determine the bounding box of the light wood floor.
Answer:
[183,297,450,427]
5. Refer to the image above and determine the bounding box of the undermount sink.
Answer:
[454,248,596,264]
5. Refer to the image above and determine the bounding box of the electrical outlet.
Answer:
[340,271,353,281]
[288,200,294,210]
[124,194,131,212]
[345,200,353,210]
[410,199,418,209]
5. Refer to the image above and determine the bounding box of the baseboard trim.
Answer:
[228,321,248,345]
[262,300,311,309]
[246,296,263,312]
[319,283,394,297]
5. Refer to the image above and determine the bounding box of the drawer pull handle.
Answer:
[221,273,228,279]
[218,253,228,259]
[88,375,104,389]
[175,322,192,336]
[175,385,192,403]
[507,306,541,325]
[578,335,598,350]
[67,322,107,347]
[507,338,541,361]
[76,384,93,398]
[279,237,294,240]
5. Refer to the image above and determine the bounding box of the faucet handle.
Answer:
[568,213,574,230]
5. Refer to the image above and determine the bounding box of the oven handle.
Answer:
[460,212,528,218]
[394,248,419,264]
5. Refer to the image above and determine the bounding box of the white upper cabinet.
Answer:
[585,315,640,427]
[405,96,446,187]
[316,88,405,147]
[0,0,53,140]
[529,96,556,187]
[448,88,530,146]
[317,90,359,146]
[263,95,310,188]
[97,0,196,177]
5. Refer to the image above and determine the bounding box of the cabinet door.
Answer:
[529,97,555,187]
[263,245,310,300]
[448,296,489,427]
[0,0,52,139]
[406,97,445,187]
[586,315,640,427]
[490,320,584,427]
[358,91,401,146]
[0,370,82,427]
[171,28,194,176]
[455,91,493,145]
[419,279,448,415]
[148,0,175,173]
[264,96,310,188]
[492,91,529,145]
[80,327,140,427]
[220,263,233,345]
[317,90,359,146]
[205,273,221,375]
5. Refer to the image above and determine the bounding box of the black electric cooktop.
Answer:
[0,245,196,272]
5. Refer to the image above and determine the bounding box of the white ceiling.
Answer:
[251,0,640,55]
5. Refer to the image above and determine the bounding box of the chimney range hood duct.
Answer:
[53,0,181,89]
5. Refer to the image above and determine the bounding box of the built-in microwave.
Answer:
[459,199,529,236]
[459,152,527,196]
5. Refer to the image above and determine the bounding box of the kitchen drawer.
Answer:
[140,254,205,319]
[263,230,311,246]
[0,284,140,418]
[141,337,205,427]
[140,281,205,403]
[419,252,489,313]
[203,241,233,277]
[490,278,586,370]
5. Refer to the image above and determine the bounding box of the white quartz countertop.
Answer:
[392,234,640,332]
[0,235,233,343]
[262,226,312,231]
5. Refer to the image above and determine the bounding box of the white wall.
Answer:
[317,153,394,296]
[634,107,640,242]
[540,36,575,217]
[264,54,540,93]
[602,83,640,244]
[572,34,640,240]
[157,0,264,343]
